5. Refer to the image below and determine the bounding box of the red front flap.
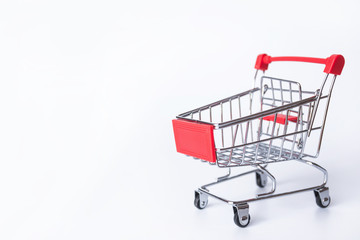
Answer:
[172,119,216,163]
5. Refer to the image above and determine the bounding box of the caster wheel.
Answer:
[256,171,267,188]
[233,203,250,228]
[314,188,331,208]
[194,191,208,209]
[234,213,251,228]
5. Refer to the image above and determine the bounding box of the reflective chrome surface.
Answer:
[176,68,338,226]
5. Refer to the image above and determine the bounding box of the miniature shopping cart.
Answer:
[172,54,345,227]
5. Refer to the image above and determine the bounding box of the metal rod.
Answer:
[217,168,232,181]
[238,96,244,143]
[241,122,250,164]
[178,88,260,118]
[256,165,276,197]
[308,74,329,136]
[198,159,328,204]
[218,127,321,151]
[313,75,337,157]
[202,169,257,190]
[217,96,316,129]
[278,110,290,159]
[266,113,278,160]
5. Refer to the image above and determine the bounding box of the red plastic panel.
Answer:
[255,54,345,75]
[262,114,298,125]
[324,55,345,75]
[172,119,216,163]
[255,54,270,71]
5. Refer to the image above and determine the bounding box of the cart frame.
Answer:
[172,54,344,227]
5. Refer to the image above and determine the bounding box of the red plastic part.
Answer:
[255,54,270,71]
[172,119,216,163]
[324,55,345,75]
[262,114,298,125]
[255,54,345,75]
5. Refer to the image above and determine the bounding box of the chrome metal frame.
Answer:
[177,69,337,226]
[197,158,327,205]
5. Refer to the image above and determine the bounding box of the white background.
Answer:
[0,0,359,239]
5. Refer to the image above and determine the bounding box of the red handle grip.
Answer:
[255,54,345,75]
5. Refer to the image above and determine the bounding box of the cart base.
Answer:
[194,158,330,228]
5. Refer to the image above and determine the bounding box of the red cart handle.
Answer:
[255,54,345,75]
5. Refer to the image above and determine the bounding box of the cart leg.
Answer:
[233,203,251,228]
[217,168,231,181]
[255,165,276,197]
[296,159,328,186]
[314,187,331,208]
[194,190,208,209]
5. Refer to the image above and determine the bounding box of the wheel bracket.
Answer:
[233,203,249,221]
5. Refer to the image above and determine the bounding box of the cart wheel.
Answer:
[194,191,208,209]
[233,212,251,228]
[314,187,331,208]
[256,171,267,188]
[233,203,250,228]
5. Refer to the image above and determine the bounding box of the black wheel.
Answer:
[256,172,266,188]
[194,191,208,209]
[233,213,251,228]
[314,190,331,208]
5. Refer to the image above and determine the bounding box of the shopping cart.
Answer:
[172,54,345,227]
